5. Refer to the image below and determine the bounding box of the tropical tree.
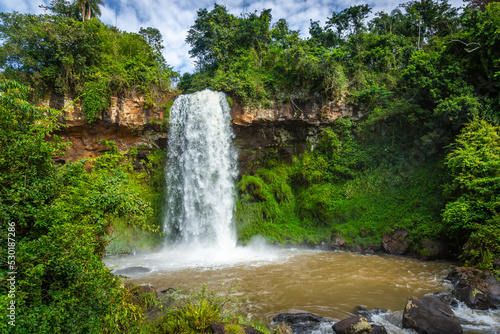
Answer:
[327,4,372,38]
[443,119,500,270]
[77,0,104,22]
[39,0,80,19]
[370,9,404,34]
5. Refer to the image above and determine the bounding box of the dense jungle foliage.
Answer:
[0,78,168,332]
[0,0,499,332]
[0,1,177,332]
[179,0,500,272]
[0,0,177,122]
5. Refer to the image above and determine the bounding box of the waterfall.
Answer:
[164,89,238,248]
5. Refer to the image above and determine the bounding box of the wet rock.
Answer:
[417,239,448,260]
[371,325,387,334]
[368,244,382,253]
[331,235,346,250]
[160,287,177,294]
[382,229,409,255]
[353,305,371,314]
[114,266,150,276]
[272,313,327,334]
[446,267,500,309]
[428,292,457,306]
[349,245,363,253]
[210,321,264,334]
[273,313,326,324]
[363,249,375,255]
[320,241,334,251]
[332,315,371,334]
[402,296,462,334]
[352,306,386,322]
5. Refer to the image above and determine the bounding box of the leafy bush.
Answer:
[443,119,500,269]
[0,12,178,120]
[82,74,111,122]
[10,224,142,333]
[0,80,164,332]
[134,285,242,334]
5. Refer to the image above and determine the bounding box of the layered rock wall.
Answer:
[231,99,361,174]
[46,93,170,162]
[50,94,360,174]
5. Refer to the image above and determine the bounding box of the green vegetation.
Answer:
[443,120,500,270]
[1,0,500,332]
[132,285,240,334]
[176,0,499,272]
[0,79,161,332]
[0,2,178,122]
[127,285,278,334]
[236,126,446,248]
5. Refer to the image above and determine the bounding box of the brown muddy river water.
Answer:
[132,251,453,321]
[104,245,500,333]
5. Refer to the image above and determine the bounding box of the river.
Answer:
[104,245,500,333]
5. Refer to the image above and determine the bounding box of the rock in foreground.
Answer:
[272,313,327,333]
[446,267,500,310]
[332,315,371,334]
[402,296,462,334]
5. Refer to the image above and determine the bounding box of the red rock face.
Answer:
[46,92,171,163]
[51,93,359,175]
[230,99,361,175]
[230,99,360,126]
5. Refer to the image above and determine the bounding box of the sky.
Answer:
[0,0,465,74]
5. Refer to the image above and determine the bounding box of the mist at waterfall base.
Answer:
[104,90,500,333]
[142,89,286,268]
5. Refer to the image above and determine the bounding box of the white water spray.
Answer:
[164,90,238,248]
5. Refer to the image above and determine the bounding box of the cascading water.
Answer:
[164,89,238,248]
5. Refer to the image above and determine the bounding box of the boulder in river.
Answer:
[332,315,371,334]
[113,266,150,276]
[352,305,386,322]
[371,325,388,334]
[382,229,409,255]
[331,235,347,250]
[272,313,327,333]
[446,267,500,309]
[402,296,463,334]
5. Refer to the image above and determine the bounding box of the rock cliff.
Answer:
[46,92,170,162]
[230,99,361,174]
[50,94,360,174]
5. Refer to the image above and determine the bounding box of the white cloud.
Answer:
[0,0,47,14]
[0,0,466,73]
